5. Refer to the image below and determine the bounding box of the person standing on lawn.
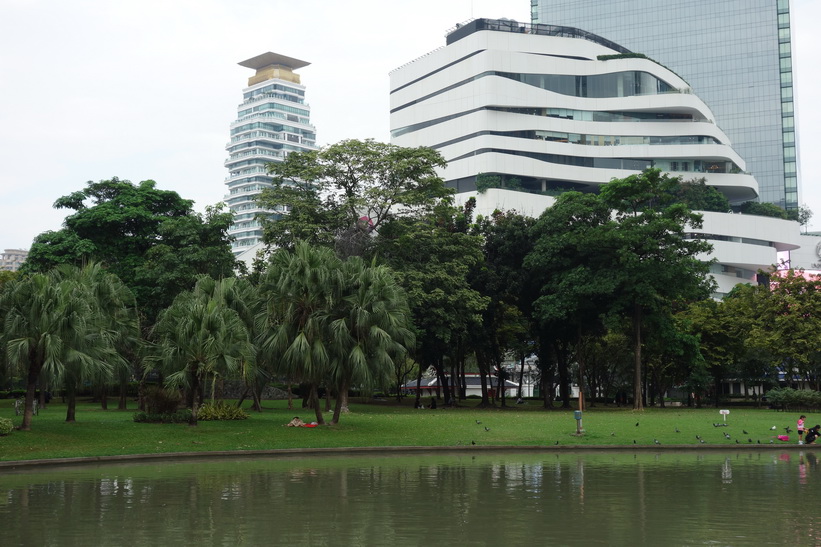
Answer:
[798,415,807,445]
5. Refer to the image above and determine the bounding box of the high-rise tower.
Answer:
[531,0,798,210]
[224,52,317,258]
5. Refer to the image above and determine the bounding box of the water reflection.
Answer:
[2,451,821,545]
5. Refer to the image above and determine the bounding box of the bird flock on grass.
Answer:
[463,417,801,448]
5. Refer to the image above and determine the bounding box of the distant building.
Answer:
[531,0,798,210]
[0,249,27,271]
[223,52,318,264]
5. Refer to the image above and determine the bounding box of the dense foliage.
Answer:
[6,142,817,435]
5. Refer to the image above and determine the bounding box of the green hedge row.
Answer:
[766,387,821,410]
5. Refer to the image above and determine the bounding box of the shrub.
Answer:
[198,400,248,421]
[132,409,192,424]
[143,386,182,414]
[0,417,13,436]
[766,387,821,410]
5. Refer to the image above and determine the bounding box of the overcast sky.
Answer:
[1,0,819,250]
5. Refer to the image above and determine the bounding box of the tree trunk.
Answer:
[633,304,644,411]
[331,381,350,425]
[100,385,108,410]
[251,386,262,412]
[577,326,585,412]
[118,379,128,410]
[189,369,200,426]
[38,376,47,409]
[414,366,423,409]
[21,357,42,431]
[338,388,350,413]
[517,353,526,400]
[65,378,77,423]
[288,383,294,410]
[479,368,490,407]
[554,341,571,409]
[310,384,325,425]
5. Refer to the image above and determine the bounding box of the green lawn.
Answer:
[0,397,813,462]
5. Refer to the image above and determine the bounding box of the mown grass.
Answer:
[0,397,813,462]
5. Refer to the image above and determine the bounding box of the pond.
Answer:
[2,450,820,545]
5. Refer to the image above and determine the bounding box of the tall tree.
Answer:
[598,169,713,410]
[327,257,414,423]
[377,210,488,406]
[259,243,340,425]
[471,209,536,407]
[259,139,451,256]
[525,191,617,410]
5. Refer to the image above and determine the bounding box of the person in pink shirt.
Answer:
[798,415,807,444]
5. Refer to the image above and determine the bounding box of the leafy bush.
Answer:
[198,400,248,421]
[132,409,192,423]
[739,201,790,220]
[143,386,182,414]
[0,417,13,435]
[766,387,821,410]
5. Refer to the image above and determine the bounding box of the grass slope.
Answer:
[0,398,814,462]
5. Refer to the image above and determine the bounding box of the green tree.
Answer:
[259,139,451,257]
[525,191,617,410]
[23,177,237,324]
[150,276,253,426]
[739,201,790,220]
[134,204,239,321]
[259,243,341,424]
[54,263,139,422]
[327,257,414,423]
[377,210,488,407]
[471,209,535,406]
[750,269,821,387]
[672,177,730,212]
[599,168,714,410]
[0,263,137,430]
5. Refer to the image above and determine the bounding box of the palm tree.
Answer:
[328,257,414,424]
[259,242,415,425]
[50,264,138,422]
[0,264,134,430]
[151,276,253,426]
[259,243,340,425]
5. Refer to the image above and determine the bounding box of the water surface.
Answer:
[2,450,819,546]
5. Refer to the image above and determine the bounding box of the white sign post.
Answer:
[720,409,730,423]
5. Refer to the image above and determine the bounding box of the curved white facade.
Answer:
[391,20,757,202]
[390,19,800,297]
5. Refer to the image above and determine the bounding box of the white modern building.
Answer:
[224,52,317,263]
[390,18,801,296]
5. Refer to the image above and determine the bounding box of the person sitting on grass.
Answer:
[805,425,821,445]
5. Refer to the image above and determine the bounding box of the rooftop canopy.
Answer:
[238,52,310,71]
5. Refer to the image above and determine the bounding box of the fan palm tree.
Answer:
[328,257,414,424]
[259,242,341,425]
[151,276,253,426]
[49,264,139,422]
[0,264,134,430]
[260,242,414,425]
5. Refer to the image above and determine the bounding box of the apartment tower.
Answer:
[224,52,317,258]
